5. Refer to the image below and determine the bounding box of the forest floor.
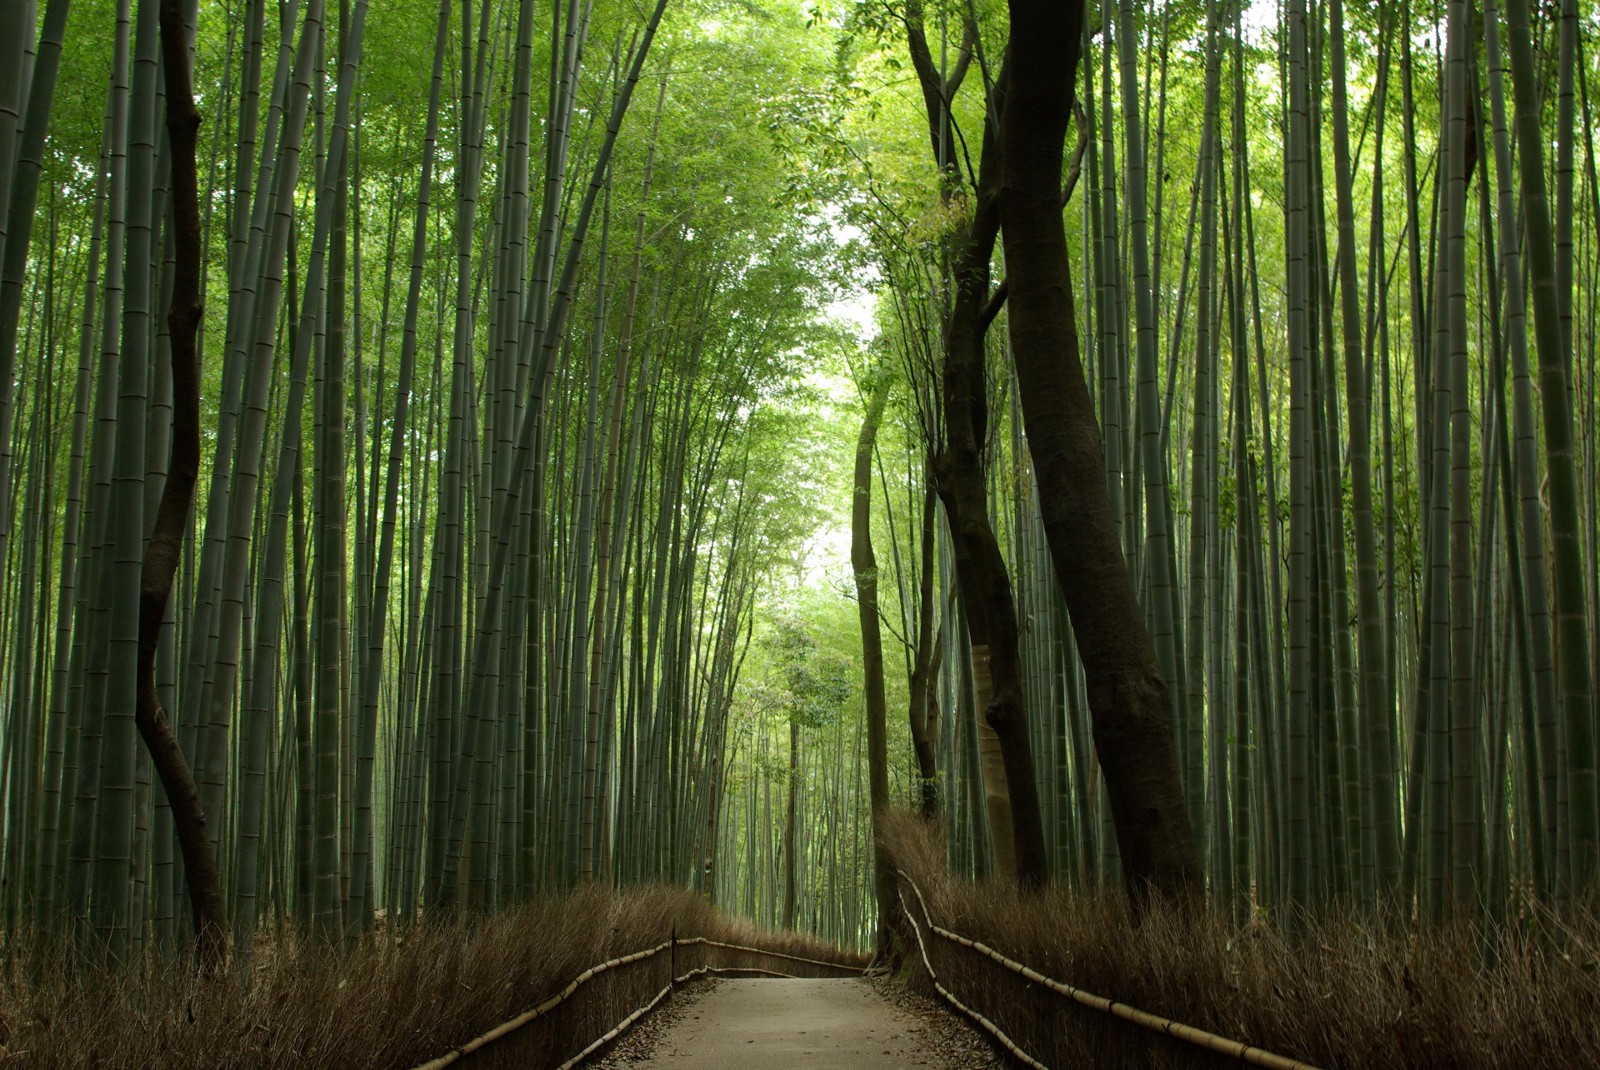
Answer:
[586,975,1006,1069]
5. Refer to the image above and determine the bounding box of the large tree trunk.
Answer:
[996,0,1200,907]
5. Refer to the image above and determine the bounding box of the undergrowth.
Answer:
[880,809,1600,1069]
[0,885,863,1069]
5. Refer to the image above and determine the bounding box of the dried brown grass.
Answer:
[0,885,864,1070]
[879,809,1600,1069]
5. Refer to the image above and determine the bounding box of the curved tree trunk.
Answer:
[904,4,1048,891]
[136,0,226,967]
[996,0,1200,907]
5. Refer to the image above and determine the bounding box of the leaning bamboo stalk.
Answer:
[897,871,1324,1070]
[130,0,228,964]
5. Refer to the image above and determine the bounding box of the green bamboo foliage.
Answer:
[1502,0,1598,901]
[93,0,159,961]
[0,0,71,582]
[1113,0,1183,749]
[4,0,1600,974]
[1328,0,1398,901]
[342,0,448,941]
[839,0,1599,930]
[0,0,875,957]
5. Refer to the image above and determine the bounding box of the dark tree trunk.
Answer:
[783,715,798,929]
[902,5,1049,889]
[902,0,974,170]
[139,0,227,965]
[996,0,1201,907]
[906,482,942,818]
[932,191,1048,889]
[852,379,895,953]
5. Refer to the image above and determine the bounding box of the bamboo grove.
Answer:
[832,0,1600,926]
[0,0,880,961]
[2,0,1600,972]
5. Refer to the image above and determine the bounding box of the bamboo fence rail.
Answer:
[408,932,864,1069]
[674,936,870,973]
[408,941,672,1070]
[895,870,1326,1070]
[555,985,673,1070]
[895,888,1050,1070]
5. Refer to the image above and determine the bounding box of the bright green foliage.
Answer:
[2,0,1600,972]
[828,0,1600,926]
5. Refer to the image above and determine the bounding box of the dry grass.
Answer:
[879,809,1600,1069]
[0,885,864,1070]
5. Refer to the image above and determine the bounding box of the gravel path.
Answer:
[586,975,1005,1069]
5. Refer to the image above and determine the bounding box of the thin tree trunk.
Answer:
[135,0,226,967]
[852,378,892,953]
[907,481,941,816]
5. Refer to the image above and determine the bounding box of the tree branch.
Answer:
[979,104,1090,334]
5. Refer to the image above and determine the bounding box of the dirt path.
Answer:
[595,977,999,1069]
